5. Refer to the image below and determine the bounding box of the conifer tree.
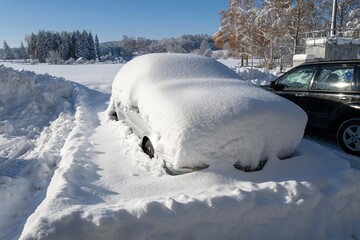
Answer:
[87,32,96,60]
[75,30,86,59]
[35,30,53,62]
[19,41,28,59]
[59,31,71,60]
[81,30,90,59]
[3,41,14,60]
[95,34,100,60]
[25,33,37,60]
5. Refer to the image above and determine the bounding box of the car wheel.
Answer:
[142,138,154,158]
[337,118,360,156]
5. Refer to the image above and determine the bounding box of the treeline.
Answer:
[1,41,28,60]
[25,30,100,63]
[99,34,216,61]
[1,33,217,63]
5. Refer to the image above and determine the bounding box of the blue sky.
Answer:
[1,0,227,47]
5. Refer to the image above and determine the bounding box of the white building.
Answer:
[305,36,360,60]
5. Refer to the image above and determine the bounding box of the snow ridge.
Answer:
[0,66,102,239]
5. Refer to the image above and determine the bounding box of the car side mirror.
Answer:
[270,81,276,89]
[270,81,286,91]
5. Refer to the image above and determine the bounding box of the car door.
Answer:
[271,66,317,112]
[307,63,358,129]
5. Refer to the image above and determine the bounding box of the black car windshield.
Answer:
[277,67,316,90]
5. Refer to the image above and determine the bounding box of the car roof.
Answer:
[119,53,242,83]
[300,59,360,66]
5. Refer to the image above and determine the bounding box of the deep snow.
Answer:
[0,61,359,240]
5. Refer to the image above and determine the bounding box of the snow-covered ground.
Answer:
[0,60,360,240]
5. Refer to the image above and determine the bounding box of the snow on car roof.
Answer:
[115,52,241,83]
[110,53,307,169]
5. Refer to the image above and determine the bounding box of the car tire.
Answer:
[143,138,154,158]
[337,118,360,156]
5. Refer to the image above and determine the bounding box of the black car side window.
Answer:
[313,66,355,91]
[277,67,315,90]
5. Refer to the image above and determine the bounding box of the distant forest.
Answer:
[1,31,217,63]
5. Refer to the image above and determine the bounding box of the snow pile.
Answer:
[109,53,307,169]
[0,65,74,138]
[232,66,278,86]
[0,62,122,94]
[0,65,107,239]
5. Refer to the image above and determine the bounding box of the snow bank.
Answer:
[0,65,74,138]
[231,66,278,86]
[109,53,307,169]
[0,65,107,239]
[0,62,122,94]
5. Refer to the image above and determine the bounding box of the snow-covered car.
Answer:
[107,53,307,174]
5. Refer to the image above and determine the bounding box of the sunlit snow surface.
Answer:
[0,60,359,240]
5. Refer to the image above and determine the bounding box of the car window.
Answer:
[357,65,360,92]
[277,67,315,90]
[312,65,355,91]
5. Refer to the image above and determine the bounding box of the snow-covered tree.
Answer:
[337,0,360,33]
[23,30,99,62]
[214,0,267,58]
[46,50,62,64]
[346,6,360,35]
[288,0,316,53]
[35,30,53,62]
[59,31,71,60]
[87,32,96,60]
[18,41,28,60]
[2,41,14,60]
[25,33,37,60]
[74,30,85,59]
[214,0,345,65]
[198,40,213,57]
[120,35,138,54]
[95,34,100,59]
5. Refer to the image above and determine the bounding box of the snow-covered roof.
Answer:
[110,53,307,169]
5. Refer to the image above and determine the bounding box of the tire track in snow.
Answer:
[0,112,77,240]
[0,138,34,177]
[0,86,101,240]
[19,102,104,239]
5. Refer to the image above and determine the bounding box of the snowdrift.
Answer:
[0,65,75,138]
[0,65,107,239]
[232,66,278,85]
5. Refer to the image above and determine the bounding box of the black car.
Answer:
[266,60,360,156]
